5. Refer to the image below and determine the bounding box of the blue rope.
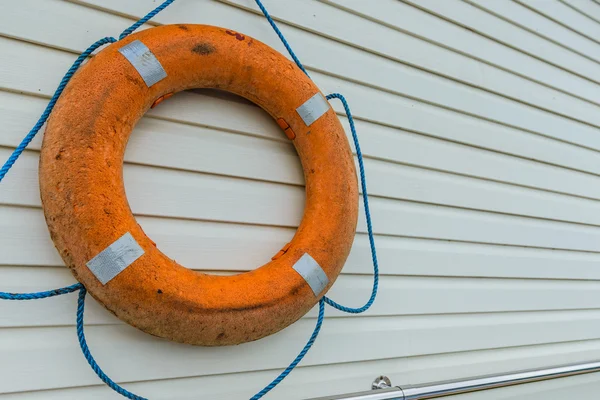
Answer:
[0,282,83,300]
[0,37,116,184]
[323,94,379,314]
[0,37,115,302]
[250,299,325,400]
[77,287,147,400]
[251,0,379,311]
[119,0,175,40]
[0,0,177,185]
[253,0,309,76]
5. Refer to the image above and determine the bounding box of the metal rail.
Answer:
[307,360,600,400]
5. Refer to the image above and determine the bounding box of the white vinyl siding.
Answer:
[2,0,600,398]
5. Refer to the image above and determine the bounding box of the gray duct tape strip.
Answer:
[296,93,330,126]
[86,232,145,285]
[292,253,329,296]
[118,40,167,87]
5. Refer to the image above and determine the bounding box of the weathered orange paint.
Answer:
[39,25,358,346]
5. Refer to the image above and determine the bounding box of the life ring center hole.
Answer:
[123,89,305,275]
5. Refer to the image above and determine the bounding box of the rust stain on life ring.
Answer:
[226,29,245,41]
[39,25,358,346]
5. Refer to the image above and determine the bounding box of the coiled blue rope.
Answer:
[0,0,379,398]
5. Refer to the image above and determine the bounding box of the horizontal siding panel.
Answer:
[0,359,408,400]
[467,0,600,63]
[312,72,600,184]
[517,0,600,45]
[6,151,600,252]
[223,0,600,129]
[8,98,600,221]
[5,267,600,328]
[6,206,600,280]
[320,0,600,111]
[399,0,600,84]
[7,37,600,186]
[3,311,600,393]
[563,0,600,24]
[69,0,600,151]
[7,137,600,229]
[0,0,153,52]
[79,0,600,133]
[225,0,600,129]
[6,91,600,212]
[3,339,600,399]
[6,1,600,156]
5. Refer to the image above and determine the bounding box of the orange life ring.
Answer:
[39,24,358,346]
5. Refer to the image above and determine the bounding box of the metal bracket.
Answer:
[372,376,392,390]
